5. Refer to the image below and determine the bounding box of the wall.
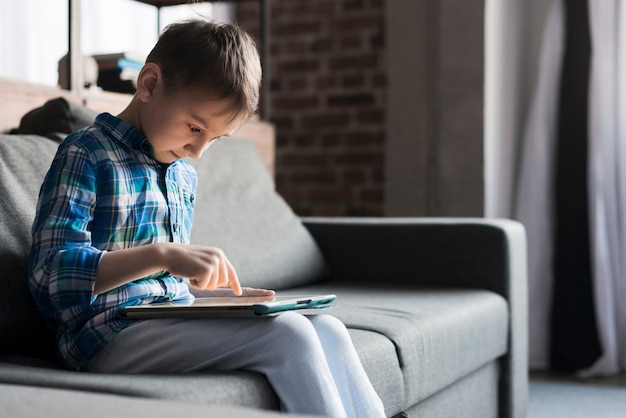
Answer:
[238,0,386,216]
[238,0,484,217]
[385,0,485,216]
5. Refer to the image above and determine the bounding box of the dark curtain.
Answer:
[550,0,602,371]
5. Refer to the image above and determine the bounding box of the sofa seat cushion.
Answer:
[0,328,402,415]
[0,383,307,418]
[0,357,280,410]
[0,285,507,416]
[0,328,404,416]
[284,284,509,409]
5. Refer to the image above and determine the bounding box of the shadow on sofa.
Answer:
[0,124,528,417]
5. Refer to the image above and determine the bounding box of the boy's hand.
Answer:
[164,244,242,296]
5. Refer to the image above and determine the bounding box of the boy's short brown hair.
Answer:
[146,19,262,121]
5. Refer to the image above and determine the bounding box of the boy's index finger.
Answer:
[230,275,243,296]
[227,262,243,296]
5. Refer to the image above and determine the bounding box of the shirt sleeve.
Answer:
[29,139,104,316]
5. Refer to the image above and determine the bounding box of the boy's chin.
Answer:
[155,151,182,164]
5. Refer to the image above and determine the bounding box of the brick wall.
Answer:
[237,0,386,216]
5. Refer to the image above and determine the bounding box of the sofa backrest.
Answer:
[0,132,329,358]
[0,135,57,357]
[189,139,329,289]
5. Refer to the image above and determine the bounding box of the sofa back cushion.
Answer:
[190,139,330,290]
[0,135,56,357]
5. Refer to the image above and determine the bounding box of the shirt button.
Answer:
[173,224,179,233]
[132,143,140,150]
[190,195,195,203]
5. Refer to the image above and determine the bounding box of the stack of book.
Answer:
[93,52,144,94]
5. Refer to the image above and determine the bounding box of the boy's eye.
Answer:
[189,125,201,133]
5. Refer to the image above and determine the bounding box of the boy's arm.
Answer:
[95,243,243,296]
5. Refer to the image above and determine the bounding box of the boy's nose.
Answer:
[185,137,215,159]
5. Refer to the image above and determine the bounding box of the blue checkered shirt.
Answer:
[28,113,196,370]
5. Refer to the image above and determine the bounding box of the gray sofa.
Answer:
[0,116,528,417]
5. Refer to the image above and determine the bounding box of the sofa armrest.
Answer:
[302,217,528,418]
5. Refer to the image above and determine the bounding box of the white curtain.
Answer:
[491,0,626,376]
[513,0,564,371]
[485,0,561,370]
[584,0,626,377]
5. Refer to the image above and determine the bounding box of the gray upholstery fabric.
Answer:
[0,135,57,356]
[0,132,528,418]
[348,329,404,417]
[0,318,406,414]
[189,139,330,289]
[285,284,508,409]
[0,383,315,418]
[0,281,506,418]
[405,362,500,418]
[0,360,280,410]
[303,217,529,418]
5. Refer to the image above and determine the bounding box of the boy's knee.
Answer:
[309,315,353,348]
[269,312,320,348]
[310,314,349,336]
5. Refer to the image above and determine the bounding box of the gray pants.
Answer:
[86,312,385,418]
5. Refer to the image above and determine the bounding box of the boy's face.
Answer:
[141,87,243,164]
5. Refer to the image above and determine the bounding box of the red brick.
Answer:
[301,113,350,129]
[294,134,317,148]
[343,170,367,185]
[237,0,386,218]
[287,78,309,91]
[288,1,336,18]
[343,74,365,88]
[334,152,383,166]
[339,36,362,50]
[343,0,365,12]
[291,171,337,184]
[307,187,353,203]
[277,59,320,73]
[272,21,322,37]
[281,153,330,167]
[357,109,384,124]
[346,131,384,146]
[329,54,378,70]
[274,96,320,110]
[312,38,334,53]
[321,134,343,147]
[327,93,375,107]
[316,76,337,89]
[360,187,383,202]
[330,16,383,32]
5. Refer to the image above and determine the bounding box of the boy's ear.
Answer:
[136,63,161,102]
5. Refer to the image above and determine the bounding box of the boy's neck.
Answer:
[117,95,143,134]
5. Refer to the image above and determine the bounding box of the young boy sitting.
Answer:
[28,19,384,418]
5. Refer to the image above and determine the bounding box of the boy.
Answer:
[28,19,384,418]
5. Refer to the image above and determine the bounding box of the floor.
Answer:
[528,371,626,417]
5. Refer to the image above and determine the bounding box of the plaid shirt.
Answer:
[28,113,196,371]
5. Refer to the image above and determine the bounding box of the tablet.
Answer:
[120,294,337,318]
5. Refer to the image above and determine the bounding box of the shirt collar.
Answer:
[93,113,155,160]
